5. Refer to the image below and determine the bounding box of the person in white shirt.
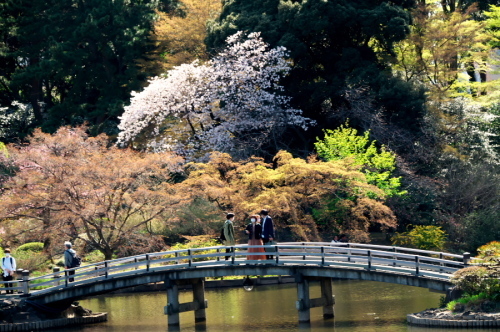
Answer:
[2,248,16,294]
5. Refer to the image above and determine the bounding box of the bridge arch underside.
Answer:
[31,266,452,305]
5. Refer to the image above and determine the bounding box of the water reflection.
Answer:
[61,279,479,332]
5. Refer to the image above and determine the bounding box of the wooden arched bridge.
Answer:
[1,242,471,324]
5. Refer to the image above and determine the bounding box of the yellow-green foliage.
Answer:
[391,225,447,251]
[166,235,220,262]
[393,2,491,101]
[181,151,396,242]
[83,250,106,263]
[314,123,404,197]
[446,293,492,312]
[169,236,219,251]
[476,241,500,259]
[12,248,49,272]
[0,142,7,157]
[16,242,44,252]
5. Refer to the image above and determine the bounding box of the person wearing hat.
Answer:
[260,209,275,259]
[2,248,16,294]
[64,241,77,282]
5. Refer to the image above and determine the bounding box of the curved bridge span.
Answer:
[3,243,471,324]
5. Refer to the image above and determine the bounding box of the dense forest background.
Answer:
[1,0,500,263]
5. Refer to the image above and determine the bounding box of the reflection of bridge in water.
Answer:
[2,242,471,325]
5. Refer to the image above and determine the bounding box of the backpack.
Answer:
[2,257,13,266]
[67,251,82,268]
[219,225,226,243]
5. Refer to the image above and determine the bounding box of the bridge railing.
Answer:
[0,243,471,297]
[282,242,466,260]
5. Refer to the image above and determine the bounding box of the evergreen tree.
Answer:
[0,0,181,136]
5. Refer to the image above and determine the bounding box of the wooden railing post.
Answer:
[231,247,235,264]
[367,250,372,270]
[392,247,397,266]
[463,252,471,266]
[175,252,179,264]
[104,261,109,278]
[53,267,61,286]
[21,270,30,296]
[321,246,325,266]
[415,256,420,275]
[216,249,220,262]
[347,244,351,262]
[64,269,69,287]
[134,257,138,270]
[146,254,150,272]
[275,246,280,264]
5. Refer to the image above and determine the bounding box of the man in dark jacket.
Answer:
[64,241,77,282]
[260,209,275,259]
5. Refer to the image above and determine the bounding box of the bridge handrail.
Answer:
[280,242,467,260]
[1,243,470,298]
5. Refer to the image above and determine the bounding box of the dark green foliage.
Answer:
[206,0,426,151]
[161,198,223,245]
[460,210,500,253]
[0,0,181,135]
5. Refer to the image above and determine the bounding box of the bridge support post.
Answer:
[295,275,311,323]
[165,279,180,326]
[193,278,206,322]
[295,275,335,323]
[164,277,208,326]
[320,278,335,319]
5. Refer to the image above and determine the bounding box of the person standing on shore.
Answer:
[223,213,236,260]
[260,209,275,260]
[2,249,16,294]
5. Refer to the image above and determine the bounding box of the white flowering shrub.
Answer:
[0,101,35,141]
[117,31,313,159]
[430,98,499,163]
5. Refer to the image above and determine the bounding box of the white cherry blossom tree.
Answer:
[117,31,313,159]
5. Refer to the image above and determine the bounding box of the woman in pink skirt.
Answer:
[245,215,267,260]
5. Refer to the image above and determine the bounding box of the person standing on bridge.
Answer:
[64,241,78,282]
[2,248,16,294]
[223,213,236,260]
[260,209,275,260]
[245,215,266,260]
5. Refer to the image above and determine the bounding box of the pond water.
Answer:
[61,280,498,332]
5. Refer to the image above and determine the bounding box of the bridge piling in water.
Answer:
[320,278,335,319]
[295,274,335,323]
[164,277,207,326]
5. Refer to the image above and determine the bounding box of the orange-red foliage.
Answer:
[0,127,184,259]
[181,151,397,242]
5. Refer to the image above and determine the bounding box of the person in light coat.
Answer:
[223,213,236,260]
[2,248,16,294]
